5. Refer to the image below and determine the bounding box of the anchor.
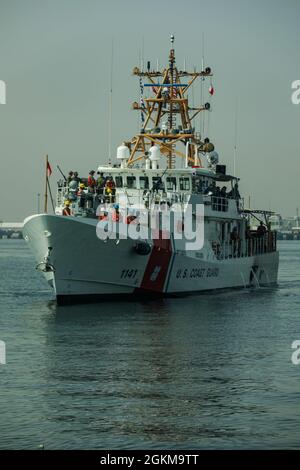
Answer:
[36,247,55,273]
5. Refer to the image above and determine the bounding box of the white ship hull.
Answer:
[23,214,279,304]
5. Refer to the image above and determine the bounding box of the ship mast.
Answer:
[127,35,213,169]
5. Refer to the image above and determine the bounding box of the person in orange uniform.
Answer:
[87,170,96,192]
[105,177,116,202]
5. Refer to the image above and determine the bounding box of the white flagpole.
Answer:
[108,38,114,162]
[234,98,238,177]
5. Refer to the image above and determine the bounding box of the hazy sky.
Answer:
[0,0,299,221]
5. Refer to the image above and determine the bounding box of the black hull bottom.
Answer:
[56,291,164,305]
[56,282,278,305]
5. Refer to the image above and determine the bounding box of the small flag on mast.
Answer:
[47,161,52,177]
[209,84,214,96]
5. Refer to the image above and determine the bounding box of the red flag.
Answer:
[209,85,214,96]
[47,161,52,177]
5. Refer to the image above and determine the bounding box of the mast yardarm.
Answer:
[128,36,213,169]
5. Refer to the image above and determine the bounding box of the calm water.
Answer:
[0,240,300,450]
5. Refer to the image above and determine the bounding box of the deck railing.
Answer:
[212,232,277,260]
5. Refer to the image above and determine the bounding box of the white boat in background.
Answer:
[23,36,279,304]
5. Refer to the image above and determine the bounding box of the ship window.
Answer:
[166,177,176,190]
[192,176,203,193]
[139,176,149,189]
[179,177,190,191]
[127,176,136,189]
[115,176,123,188]
[152,176,165,191]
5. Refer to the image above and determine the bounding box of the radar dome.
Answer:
[117,144,130,160]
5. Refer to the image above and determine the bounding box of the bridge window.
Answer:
[152,177,165,190]
[139,176,149,189]
[166,177,176,190]
[115,176,123,188]
[126,176,136,189]
[192,176,203,193]
[179,177,190,191]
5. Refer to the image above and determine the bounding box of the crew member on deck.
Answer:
[87,170,96,192]
[97,172,106,198]
[68,180,78,201]
[62,200,72,216]
[67,171,73,184]
[77,183,86,209]
[257,221,267,237]
[228,182,240,200]
[105,177,116,202]
[204,180,217,195]
[77,183,85,195]
[220,186,227,198]
[72,171,80,185]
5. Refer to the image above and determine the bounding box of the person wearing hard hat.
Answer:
[62,200,72,216]
[105,177,112,201]
[77,183,86,209]
[105,176,116,202]
[77,183,85,196]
